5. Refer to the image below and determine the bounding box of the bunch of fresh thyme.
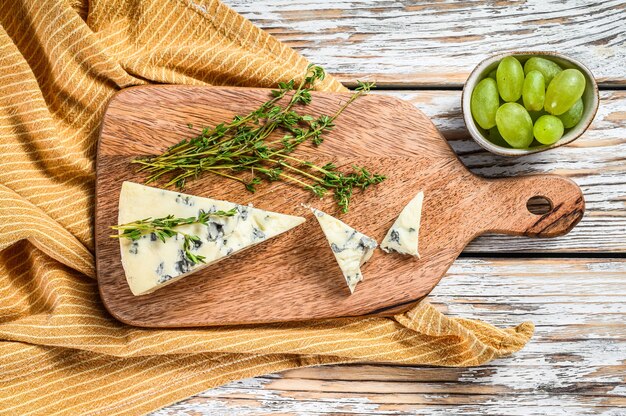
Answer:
[111,208,236,264]
[132,65,385,213]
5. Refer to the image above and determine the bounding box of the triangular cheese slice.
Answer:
[310,207,377,294]
[118,181,305,295]
[381,191,424,257]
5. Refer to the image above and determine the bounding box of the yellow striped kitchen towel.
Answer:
[0,0,534,414]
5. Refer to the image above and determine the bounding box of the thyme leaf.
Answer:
[111,208,237,264]
[133,65,383,213]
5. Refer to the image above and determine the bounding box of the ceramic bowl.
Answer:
[461,51,599,156]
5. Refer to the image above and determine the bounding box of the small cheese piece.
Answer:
[310,207,377,294]
[381,191,424,257]
[118,181,305,296]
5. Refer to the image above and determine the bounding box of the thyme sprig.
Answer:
[111,208,237,264]
[132,65,384,213]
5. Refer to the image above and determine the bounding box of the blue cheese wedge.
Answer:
[310,207,377,294]
[118,181,305,296]
[381,191,424,257]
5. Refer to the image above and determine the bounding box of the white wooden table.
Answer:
[155,1,626,414]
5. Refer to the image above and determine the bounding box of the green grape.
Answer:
[495,102,534,148]
[470,78,499,129]
[496,56,524,102]
[523,57,563,85]
[544,69,586,115]
[558,98,584,128]
[487,69,497,81]
[522,70,545,111]
[534,115,564,145]
[488,126,510,147]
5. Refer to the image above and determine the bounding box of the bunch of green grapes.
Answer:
[470,56,586,149]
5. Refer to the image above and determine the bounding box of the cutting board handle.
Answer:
[484,175,585,238]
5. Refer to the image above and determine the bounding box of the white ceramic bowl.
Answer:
[462,52,599,156]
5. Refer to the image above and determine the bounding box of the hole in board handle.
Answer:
[527,196,553,215]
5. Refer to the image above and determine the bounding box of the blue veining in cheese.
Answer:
[381,191,424,257]
[310,207,377,294]
[118,181,305,296]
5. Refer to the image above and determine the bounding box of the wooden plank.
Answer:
[388,89,626,253]
[223,0,626,87]
[155,392,625,415]
[154,258,626,415]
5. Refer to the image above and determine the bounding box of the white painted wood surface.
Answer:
[223,0,626,87]
[155,1,626,415]
[154,258,626,415]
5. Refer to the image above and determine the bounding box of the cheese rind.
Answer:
[310,207,377,294]
[381,191,424,257]
[118,181,305,296]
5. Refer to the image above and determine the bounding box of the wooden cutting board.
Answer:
[95,85,585,327]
